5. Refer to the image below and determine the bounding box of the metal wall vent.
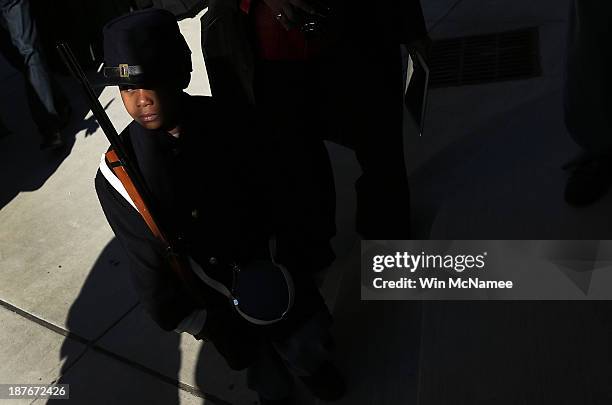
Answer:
[428,27,541,88]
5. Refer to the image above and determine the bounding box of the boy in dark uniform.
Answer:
[94,9,343,404]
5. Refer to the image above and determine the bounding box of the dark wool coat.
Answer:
[95,94,330,369]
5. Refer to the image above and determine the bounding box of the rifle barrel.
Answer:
[56,42,175,249]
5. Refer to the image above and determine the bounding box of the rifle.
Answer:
[55,42,195,285]
[56,42,294,326]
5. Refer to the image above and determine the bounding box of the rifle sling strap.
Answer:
[101,149,167,244]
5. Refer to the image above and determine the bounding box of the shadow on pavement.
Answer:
[48,238,244,405]
[47,239,185,405]
[0,30,102,211]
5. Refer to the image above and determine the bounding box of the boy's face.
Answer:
[119,85,179,131]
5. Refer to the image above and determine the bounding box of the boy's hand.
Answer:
[262,0,328,30]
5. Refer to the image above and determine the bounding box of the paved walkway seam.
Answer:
[0,298,231,404]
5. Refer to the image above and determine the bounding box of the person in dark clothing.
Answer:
[563,0,612,206]
[94,9,344,404]
[0,0,70,149]
[202,0,430,240]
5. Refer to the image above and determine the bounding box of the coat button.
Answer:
[209,257,217,265]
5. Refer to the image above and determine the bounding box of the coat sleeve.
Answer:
[94,169,201,331]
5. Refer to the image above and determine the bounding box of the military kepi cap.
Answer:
[100,8,192,88]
